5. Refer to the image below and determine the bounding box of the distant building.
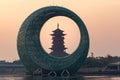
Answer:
[0,60,26,75]
[0,60,6,64]
[103,61,120,72]
[49,23,68,57]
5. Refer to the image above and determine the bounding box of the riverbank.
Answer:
[0,64,120,76]
[0,75,120,80]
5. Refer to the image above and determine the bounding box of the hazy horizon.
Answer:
[0,0,120,62]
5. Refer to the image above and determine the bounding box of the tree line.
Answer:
[83,55,120,67]
[1,55,120,68]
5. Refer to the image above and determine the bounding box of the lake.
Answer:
[0,75,120,80]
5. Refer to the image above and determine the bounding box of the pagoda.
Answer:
[49,23,68,57]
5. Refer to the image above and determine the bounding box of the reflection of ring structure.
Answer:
[17,6,89,75]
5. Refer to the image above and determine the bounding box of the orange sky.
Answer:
[0,0,120,62]
[40,16,80,54]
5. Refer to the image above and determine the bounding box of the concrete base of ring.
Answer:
[17,6,89,75]
[28,69,70,77]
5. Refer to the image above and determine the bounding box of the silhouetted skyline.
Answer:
[0,0,120,61]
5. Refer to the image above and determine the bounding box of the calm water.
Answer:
[0,75,120,80]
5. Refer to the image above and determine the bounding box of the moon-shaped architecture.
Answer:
[17,6,89,76]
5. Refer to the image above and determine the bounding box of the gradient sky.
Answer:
[0,0,120,62]
[40,16,80,54]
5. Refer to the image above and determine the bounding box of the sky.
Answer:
[0,0,120,62]
[40,16,80,54]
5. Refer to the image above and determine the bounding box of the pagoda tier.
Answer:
[50,45,67,51]
[49,23,68,57]
[52,36,65,40]
[50,33,66,37]
[52,37,64,44]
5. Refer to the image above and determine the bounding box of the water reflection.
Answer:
[0,75,120,80]
[24,76,85,80]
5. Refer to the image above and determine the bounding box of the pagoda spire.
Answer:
[57,23,59,29]
[49,23,68,57]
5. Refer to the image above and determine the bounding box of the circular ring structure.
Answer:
[17,6,89,75]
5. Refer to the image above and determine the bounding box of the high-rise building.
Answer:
[50,23,68,57]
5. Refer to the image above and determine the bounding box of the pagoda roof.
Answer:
[52,28,64,32]
[52,23,64,32]
[50,33,66,36]
[49,47,67,50]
